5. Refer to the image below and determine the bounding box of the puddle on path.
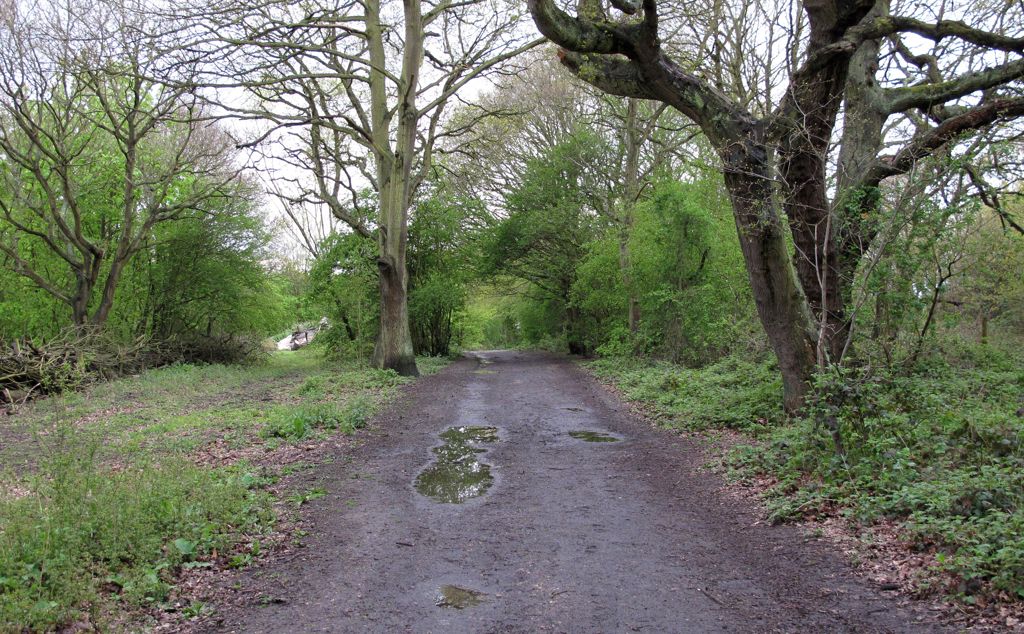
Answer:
[568,430,620,443]
[416,426,498,503]
[436,585,486,609]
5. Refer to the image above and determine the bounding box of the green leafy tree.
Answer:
[407,188,488,356]
[481,131,605,353]
[0,0,240,328]
[307,232,379,358]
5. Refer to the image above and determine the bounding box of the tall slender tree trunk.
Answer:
[91,255,128,326]
[621,98,641,334]
[618,228,640,333]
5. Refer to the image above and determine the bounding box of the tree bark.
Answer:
[367,0,420,376]
[372,253,418,375]
[723,145,818,413]
[621,98,641,334]
[830,0,889,361]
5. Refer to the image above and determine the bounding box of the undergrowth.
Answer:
[261,397,375,440]
[0,350,452,630]
[586,354,784,432]
[587,346,1024,602]
[0,428,272,630]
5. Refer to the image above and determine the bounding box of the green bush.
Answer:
[586,354,784,431]
[728,351,1024,598]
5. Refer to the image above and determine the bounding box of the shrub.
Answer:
[586,354,784,431]
[729,352,1024,597]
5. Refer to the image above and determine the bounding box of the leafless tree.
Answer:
[190,0,542,374]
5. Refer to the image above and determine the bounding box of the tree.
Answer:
[198,0,541,375]
[0,0,241,328]
[407,185,488,356]
[133,179,288,342]
[529,0,1024,411]
[452,52,696,336]
[481,131,605,353]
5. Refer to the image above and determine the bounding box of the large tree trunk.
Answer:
[371,149,418,376]
[830,0,890,362]
[723,145,818,413]
[372,251,418,375]
[367,0,421,377]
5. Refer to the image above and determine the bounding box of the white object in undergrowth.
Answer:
[277,318,329,351]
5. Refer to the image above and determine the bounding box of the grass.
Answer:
[0,349,451,631]
[0,447,271,630]
[585,345,1024,603]
[586,354,785,432]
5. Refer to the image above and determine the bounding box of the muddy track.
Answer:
[204,351,949,633]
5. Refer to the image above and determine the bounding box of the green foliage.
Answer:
[459,287,525,350]
[288,488,328,507]
[586,354,784,431]
[112,185,291,342]
[306,231,379,359]
[945,210,1024,343]
[571,178,756,362]
[407,188,486,356]
[261,396,376,441]
[0,444,271,630]
[479,131,605,353]
[1,177,292,368]
[307,183,488,358]
[727,347,1024,598]
[592,342,1024,599]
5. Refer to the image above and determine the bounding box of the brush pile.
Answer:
[1,327,151,405]
[1,328,269,408]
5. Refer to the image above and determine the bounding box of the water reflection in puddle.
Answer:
[568,430,620,443]
[435,584,486,609]
[416,426,498,503]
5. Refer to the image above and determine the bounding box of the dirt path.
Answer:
[204,351,948,633]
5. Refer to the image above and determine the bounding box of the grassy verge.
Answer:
[585,347,1024,605]
[0,350,450,631]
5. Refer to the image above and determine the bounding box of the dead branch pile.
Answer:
[160,332,267,366]
[1,327,152,405]
[0,329,268,407]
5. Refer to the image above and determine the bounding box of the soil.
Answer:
[198,351,951,633]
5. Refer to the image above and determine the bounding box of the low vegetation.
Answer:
[587,340,1024,604]
[0,350,449,630]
